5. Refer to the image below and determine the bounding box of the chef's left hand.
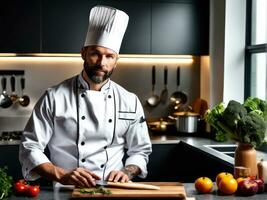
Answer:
[107,170,130,183]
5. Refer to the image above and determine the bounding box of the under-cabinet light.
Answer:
[0,54,194,64]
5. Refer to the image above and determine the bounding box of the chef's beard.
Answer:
[83,62,114,84]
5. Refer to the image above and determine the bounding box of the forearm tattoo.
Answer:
[122,165,141,180]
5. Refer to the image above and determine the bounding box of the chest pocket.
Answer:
[116,112,136,137]
[118,112,136,121]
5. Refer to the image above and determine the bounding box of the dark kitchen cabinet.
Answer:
[102,1,151,54]
[0,0,41,53]
[0,0,209,55]
[41,0,99,53]
[0,145,22,180]
[151,0,209,54]
[137,142,233,183]
[41,0,150,54]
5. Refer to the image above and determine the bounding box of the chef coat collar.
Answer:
[78,72,111,92]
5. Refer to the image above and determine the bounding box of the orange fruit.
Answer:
[216,172,234,186]
[218,176,238,195]
[194,177,213,193]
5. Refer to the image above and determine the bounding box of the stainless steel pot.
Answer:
[170,112,199,133]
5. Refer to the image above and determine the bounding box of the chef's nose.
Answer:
[97,55,108,66]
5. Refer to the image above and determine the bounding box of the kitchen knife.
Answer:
[95,180,160,190]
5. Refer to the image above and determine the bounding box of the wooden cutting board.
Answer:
[72,182,186,199]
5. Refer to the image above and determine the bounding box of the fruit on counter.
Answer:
[237,178,258,196]
[27,185,40,197]
[254,178,265,193]
[194,177,213,193]
[218,176,238,195]
[13,181,28,195]
[215,172,233,186]
[13,179,40,197]
[236,177,245,185]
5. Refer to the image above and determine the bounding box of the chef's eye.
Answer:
[106,54,116,59]
[89,51,100,57]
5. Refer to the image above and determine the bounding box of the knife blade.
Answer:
[95,180,160,190]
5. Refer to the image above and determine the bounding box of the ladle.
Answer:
[0,77,12,108]
[146,65,160,107]
[19,77,30,107]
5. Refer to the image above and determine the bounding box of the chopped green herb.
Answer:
[79,186,112,195]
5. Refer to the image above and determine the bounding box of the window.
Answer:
[245,0,267,100]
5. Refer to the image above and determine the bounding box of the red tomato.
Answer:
[14,182,28,195]
[27,185,40,197]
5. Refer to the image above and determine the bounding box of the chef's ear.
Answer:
[81,47,87,60]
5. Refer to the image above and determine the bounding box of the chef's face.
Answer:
[81,46,118,84]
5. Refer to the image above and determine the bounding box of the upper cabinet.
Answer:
[105,1,151,54]
[41,0,97,53]
[0,0,41,53]
[151,0,209,55]
[0,0,209,55]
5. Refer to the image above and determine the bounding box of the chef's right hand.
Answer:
[59,167,101,188]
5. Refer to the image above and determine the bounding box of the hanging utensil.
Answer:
[147,65,160,107]
[160,66,168,104]
[19,77,30,107]
[10,75,18,102]
[169,66,187,106]
[0,77,13,108]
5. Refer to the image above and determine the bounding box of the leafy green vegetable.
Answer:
[243,97,267,120]
[205,97,267,147]
[0,167,13,199]
[238,112,266,147]
[222,100,247,128]
[79,186,112,195]
[205,103,227,141]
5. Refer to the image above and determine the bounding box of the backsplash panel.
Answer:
[0,56,200,131]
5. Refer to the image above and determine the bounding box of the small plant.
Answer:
[0,167,13,199]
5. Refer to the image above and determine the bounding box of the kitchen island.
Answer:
[5,183,267,200]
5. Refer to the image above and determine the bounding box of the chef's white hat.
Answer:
[84,5,129,54]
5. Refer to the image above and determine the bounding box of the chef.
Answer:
[19,5,152,188]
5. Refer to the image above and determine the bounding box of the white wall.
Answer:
[223,0,246,103]
[209,0,246,107]
[209,0,225,107]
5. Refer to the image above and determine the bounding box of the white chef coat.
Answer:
[19,72,152,181]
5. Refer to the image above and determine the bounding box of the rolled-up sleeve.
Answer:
[19,90,54,181]
[125,96,152,178]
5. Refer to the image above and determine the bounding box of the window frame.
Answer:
[245,0,267,99]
